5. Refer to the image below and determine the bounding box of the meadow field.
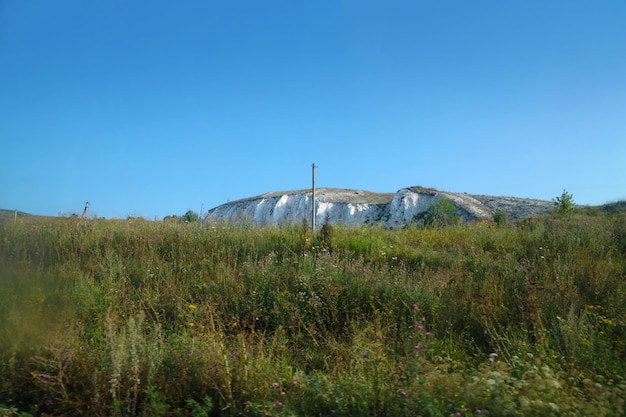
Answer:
[0,210,625,416]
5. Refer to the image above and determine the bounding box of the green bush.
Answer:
[420,198,461,227]
[553,189,575,215]
[493,210,508,226]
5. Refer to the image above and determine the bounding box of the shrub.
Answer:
[493,210,508,226]
[318,213,333,250]
[182,210,201,223]
[553,189,575,215]
[420,198,460,227]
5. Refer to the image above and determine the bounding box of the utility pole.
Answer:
[82,202,89,219]
[311,163,317,231]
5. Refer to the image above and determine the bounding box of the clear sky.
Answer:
[1,1,625,219]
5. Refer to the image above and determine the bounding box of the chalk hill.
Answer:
[204,186,555,227]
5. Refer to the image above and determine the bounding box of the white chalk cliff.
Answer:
[205,186,554,227]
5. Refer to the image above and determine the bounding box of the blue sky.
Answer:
[1,1,625,219]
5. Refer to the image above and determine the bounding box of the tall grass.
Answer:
[0,213,624,416]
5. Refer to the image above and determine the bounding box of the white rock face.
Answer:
[386,188,439,226]
[206,189,388,226]
[208,193,313,226]
[205,186,553,227]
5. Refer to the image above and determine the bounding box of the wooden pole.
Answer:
[82,202,89,219]
[311,163,317,231]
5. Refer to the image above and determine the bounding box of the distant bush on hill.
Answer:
[418,198,461,227]
[164,210,201,223]
[553,189,576,215]
[601,200,626,215]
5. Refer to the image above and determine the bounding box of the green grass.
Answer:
[0,212,625,416]
[0,209,32,224]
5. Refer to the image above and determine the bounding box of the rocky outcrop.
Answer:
[204,186,554,227]
[470,194,555,221]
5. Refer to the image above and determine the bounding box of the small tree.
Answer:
[182,210,201,223]
[493,210,509,226]
[553,189,575,215]
[297,217,311,254]
[421,198,460,227]
[318,213,333,250]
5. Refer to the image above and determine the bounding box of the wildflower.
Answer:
[273,382,280,388]
[187,322,195,327]
[400,390,407,396]
[188,304,197,310]
[292,380,299,385]
[476,410,482,414]
[412,303,418,309]
[363,352,368,358]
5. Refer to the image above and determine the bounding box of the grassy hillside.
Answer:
[0,211,625,416]
[0,209,32,223]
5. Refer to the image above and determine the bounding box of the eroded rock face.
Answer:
[204,186,553,227]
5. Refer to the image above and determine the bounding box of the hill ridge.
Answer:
[205,185,555,227]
